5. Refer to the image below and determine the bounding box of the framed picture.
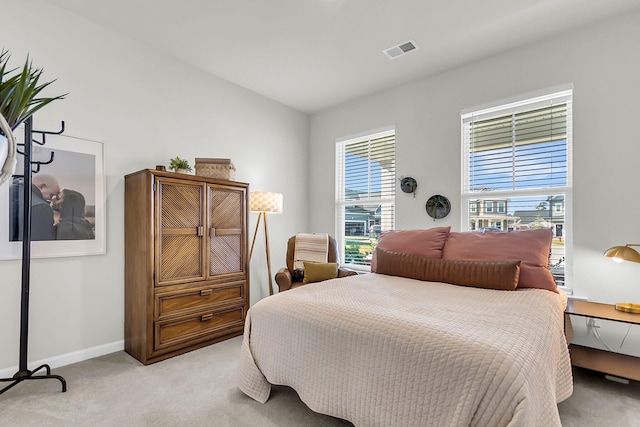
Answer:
[0,129,105,259]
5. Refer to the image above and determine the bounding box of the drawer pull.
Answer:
[209,227,216,237]
[200,289,213,297]
[197,226,204,237]
[201,313,213,322]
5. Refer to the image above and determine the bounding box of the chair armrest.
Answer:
[275,268,293,292]
[337,267,358,278]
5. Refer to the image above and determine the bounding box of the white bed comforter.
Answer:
[238,273,573,427]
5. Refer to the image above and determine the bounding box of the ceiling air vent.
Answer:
[383,40,419,59]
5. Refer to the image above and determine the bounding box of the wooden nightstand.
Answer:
[565,300,640,381]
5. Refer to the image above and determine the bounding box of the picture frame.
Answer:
[0,130,105,259]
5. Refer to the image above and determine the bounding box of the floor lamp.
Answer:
[249,192,283,296]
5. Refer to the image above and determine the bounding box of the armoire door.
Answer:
[207,184,246,277]
[155,178,206,286]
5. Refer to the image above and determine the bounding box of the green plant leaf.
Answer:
[0,51,66,131]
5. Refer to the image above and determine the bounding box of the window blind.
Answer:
[463,100,571,194]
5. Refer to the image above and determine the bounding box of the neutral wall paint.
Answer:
[0,1,309,372]
[310,10,640,356]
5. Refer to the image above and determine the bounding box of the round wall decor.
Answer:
[400,176,417,197]
[426,194,451,220]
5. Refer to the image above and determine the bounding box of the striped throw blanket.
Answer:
[293,233,329,269]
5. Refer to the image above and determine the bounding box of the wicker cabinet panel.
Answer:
[160,183,202,228]
[157,180,205,285]
[210,235,242,274]
[159,235,203,282]
[209,187,242,229]
[208,186,244,275]
[125,169,249,365]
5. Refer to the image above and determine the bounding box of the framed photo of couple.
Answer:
[0,129,105,260]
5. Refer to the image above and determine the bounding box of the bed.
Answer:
[238,228,573,427]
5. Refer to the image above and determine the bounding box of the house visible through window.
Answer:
[336,127,395,269]
[461,87,573,290]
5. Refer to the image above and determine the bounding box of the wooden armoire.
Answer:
[124,169,249,365]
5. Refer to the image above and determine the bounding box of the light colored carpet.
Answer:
[0,336,638,426]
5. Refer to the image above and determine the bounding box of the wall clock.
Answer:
[426,194,451,220]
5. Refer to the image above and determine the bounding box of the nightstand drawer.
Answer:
[154,306,245,351]
[155,282,244,319]
[569,344,640,381]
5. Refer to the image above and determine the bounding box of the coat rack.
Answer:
[0,117,67,394]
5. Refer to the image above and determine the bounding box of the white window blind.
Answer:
[336,128,395,269]
[461,89,572,290]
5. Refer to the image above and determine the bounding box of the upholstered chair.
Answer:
[275,235,357,292]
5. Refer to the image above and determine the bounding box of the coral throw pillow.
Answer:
[442,228,557,292]
[371,227,451,272]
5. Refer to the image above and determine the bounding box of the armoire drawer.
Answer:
[154,306,245,351]
[155,282,244,319]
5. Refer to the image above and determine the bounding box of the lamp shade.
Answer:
[603,244,640,264]
[250,192,283,214]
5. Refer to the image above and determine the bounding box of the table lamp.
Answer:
[603,243,640,314]
[249,192,283,296]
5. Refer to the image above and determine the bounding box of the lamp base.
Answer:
[615,303,640,314]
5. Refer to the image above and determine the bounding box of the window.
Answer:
[461,87,572,290]
[336,127,395,269]
[555,202,563,213]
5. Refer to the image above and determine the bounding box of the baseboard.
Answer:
[0,340,124,378]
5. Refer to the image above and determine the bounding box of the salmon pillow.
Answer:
[442,228,557,292]
[371,227,450,272]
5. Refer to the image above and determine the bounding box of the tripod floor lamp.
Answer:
[249,192,283,296]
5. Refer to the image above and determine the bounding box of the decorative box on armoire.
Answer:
[124,169,249,365]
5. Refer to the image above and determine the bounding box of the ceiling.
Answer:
[44,0,640,114]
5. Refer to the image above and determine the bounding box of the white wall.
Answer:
[310,10,640,355]
[0,1,309,372]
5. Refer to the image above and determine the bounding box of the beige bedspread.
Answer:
[238,273,573,427]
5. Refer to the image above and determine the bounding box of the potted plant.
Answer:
[399,176,417,198]
[0,49,66,184]
[426,194,451,221]
[169,156,192,174]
